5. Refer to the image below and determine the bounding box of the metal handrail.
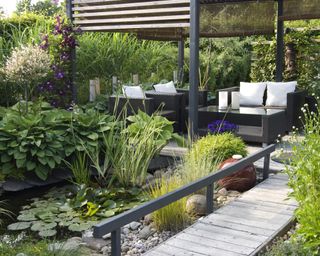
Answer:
[93,144,276,256]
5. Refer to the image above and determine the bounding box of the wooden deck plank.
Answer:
[202,214,291,230]
[185,226,263,248]
[175,233,253,254]
[165,238,244,256]
[227,201,295,215]
[144,174,297,256]
[190,222,268,242]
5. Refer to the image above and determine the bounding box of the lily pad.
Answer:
[17,213,37,222]
[8,222,31,231]
[31,221,57,232]
[38,229,57,237]
[36,211,56,220]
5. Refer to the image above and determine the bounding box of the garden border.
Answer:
[93,144,276,256]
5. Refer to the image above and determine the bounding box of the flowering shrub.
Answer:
[38,16,80,107]
[208,120,238,134]
[288,99,320,253]
[3,45,51,100]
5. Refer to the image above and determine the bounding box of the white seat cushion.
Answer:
[122,86,145,99]
[153,81,177,93]
[240,82,267,106]
[266,81,297,107]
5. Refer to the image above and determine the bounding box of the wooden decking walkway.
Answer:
[144,174,297,256]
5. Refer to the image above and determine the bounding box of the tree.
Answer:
[0,7,5,18]
[31,0,63,17]
[16,0,32,14]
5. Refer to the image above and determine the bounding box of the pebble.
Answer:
[218,187,228,196]
[129,221,141,230]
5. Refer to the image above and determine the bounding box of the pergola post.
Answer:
[66,0,77,103]
[276,0,284,82]
[178,39,185,84]
[189,0,200,137]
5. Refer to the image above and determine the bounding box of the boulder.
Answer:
[218,156,256,192]
[186,194,207,216]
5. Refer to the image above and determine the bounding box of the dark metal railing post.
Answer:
[263,154,270,180]
[206,183,214,214]
[178,40,185,84]
[111,228,121,256]
[189,0,200,138]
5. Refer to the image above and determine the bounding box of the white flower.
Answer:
[304,103,308,107]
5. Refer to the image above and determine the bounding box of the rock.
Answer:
[218,157,256,192]
[153,170,164,179]
[129,221,141,230]
[143,214,152,225]
[82,230,93,239]
[16,253,27,256]
[218,188,228,196]
[139,226,156,240]
[59,237,83,251]
[102,233,111,239]
[146,174,154,183]
[122,227,130,235]
[186,194,207,216]
[82,237,109,251]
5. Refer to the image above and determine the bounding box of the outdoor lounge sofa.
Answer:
[216,85,306,132]
[108,92,185,132]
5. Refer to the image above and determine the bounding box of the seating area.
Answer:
[109,81,306,145]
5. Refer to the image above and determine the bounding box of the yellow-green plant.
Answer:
[148,176,190,231]
[186,133,247,166]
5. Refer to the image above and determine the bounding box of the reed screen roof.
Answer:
[71,0,320,40]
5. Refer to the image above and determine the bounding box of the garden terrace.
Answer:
[67,0,320,135]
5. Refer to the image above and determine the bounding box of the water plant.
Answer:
[63,152,90,186]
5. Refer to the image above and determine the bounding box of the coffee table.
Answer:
[198,106,287,146]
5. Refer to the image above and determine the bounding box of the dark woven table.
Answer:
[198,106,287,146]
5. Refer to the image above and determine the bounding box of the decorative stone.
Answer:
[153,170,164,179]
[143,214,152,225]
[186,194,207,216]
[138,226,156,240]
[82,237,109,251]
[218,188,228,196]
[218,157,256,192]
[129,221,141,230]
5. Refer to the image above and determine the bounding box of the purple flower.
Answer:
[208,120,238,134]
[60,52,70,61]
[55,71,64,80]
[52,0,59,5]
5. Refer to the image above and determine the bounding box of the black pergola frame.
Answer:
[66,0,319,137]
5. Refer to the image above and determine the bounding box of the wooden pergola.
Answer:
[66,0,320,137]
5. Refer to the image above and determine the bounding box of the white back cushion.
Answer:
[266,81,297,107]
[154,81,177,93]
[240,82,267,106]
[122,86,145,99]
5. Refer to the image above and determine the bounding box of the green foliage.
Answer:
[251,27,320,95]
[64,152,90,186]
[0,201,12,227]
[148,176,190,231]
[113,111,175,187]
[0,102,115,180]
[186,133,247,167]
[9,185,147,237]
[262,237,312,256]
[288,101,320,254]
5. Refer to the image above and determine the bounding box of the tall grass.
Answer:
[148,176,190,231]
